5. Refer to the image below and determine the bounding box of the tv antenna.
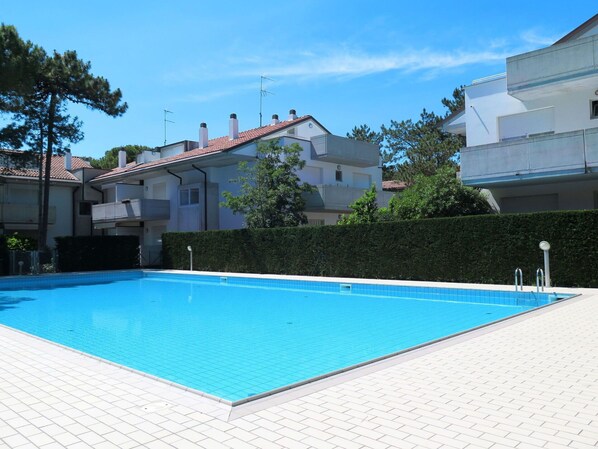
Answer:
[259,76,274,127]
[163,109,174,145]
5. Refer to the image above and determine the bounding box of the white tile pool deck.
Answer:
[0,277,597,449]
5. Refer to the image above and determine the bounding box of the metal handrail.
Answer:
[515,268,523,291]
[536,268,545,293]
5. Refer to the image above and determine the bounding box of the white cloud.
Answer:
[520,29,558,47]
[164,30,553,102]
[235,48,511,82]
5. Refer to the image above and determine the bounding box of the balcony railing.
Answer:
[311,135,379,167]
[304,185,393,212]
[92,199,170,223]
[507,34,598,99]
[461,128,598,186]
[0,203,56,225]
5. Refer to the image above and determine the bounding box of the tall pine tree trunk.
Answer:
[36,116,44,245]
[38,92,56,251]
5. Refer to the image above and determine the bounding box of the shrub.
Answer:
[5,232,37,251]
[162,210,598,288]
[55,236,139,272]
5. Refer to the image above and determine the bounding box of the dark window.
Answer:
[591,100,598,119]
[335,170,343,182]
[79,201,93,216]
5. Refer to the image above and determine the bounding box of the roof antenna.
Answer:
[259,76,274,127]
[163,109,174,145]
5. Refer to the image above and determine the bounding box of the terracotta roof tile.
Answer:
[94,116,314,181]
[0,150,91,182]
[382,180,407,192]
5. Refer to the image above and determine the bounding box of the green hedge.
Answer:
[55,236,139,272]
[162,210,598,288]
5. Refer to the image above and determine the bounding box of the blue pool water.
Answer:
[0,271,566,402]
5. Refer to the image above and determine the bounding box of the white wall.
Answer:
[3,182,75,247]
[466,73,598,147]
[305,212,341,226]
[212,164,245,230]
[46,185,74,246]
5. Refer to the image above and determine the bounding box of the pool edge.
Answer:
[0,271,585,421]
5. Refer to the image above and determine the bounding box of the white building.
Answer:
[89,110,391,264]
[0,150,104,245]
[443,15,598,213]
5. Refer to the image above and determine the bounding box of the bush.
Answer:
[5,232,37,251]
[55,236,139,272]
[162,210,598,288]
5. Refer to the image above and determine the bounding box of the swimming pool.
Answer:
[0,271,569,402]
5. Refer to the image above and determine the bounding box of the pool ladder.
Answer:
[514,268,523,291]
[515,268,546,293]
[536,268,545,293]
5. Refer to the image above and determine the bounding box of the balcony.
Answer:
[507,34,598,100]
[311,135,379,167]
[0,204,56,225]
[461,128,598,186]
[92,199,170,224]
[305,185,394,212]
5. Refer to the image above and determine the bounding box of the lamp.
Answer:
[539,241,550,287]
[187,245,193,271]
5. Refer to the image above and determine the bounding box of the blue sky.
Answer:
[3,1,597,158]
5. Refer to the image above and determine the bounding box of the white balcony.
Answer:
[0,203,56,225]
[311,135,380,167]
[461,127,598,186]
[92,199,170,224]
[507,34,598,100]
[305,185,393,212]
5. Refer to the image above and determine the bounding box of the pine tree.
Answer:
[221,140,313,228]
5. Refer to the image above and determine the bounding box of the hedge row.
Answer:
[55,236,139,272]
[162,210,598,288]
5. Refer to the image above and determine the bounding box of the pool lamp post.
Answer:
[539,241,551,287]
[187,245,193,271]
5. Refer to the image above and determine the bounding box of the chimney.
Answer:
[64,150,72,171]
[229,113,239,140]
[118,149,127,168]
[288,109,297,120]
[271,114,280,125]
[199,122,208,148]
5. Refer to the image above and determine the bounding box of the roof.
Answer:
[0,150,91,182]
[553,14,598,45]
[436,107,465,129]
[94,116,319,182]
[382,180,407,192]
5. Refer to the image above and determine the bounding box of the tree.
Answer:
[338,184,380,225]
[0,24,45,147]
[91,145,153,169]
[0,25,127,249]
[346,124,383,146]
[221,140,313,228]
[441,86,465,115]
[383,166,493,220]
[380,87,465,185]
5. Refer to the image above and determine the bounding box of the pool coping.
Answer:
[0,269,584,421]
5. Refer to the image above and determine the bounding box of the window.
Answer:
[591,100,598,119]
[79,201,94,216]
[179,187,200,206]
[335,169,343,182]
[307,219,325,226]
